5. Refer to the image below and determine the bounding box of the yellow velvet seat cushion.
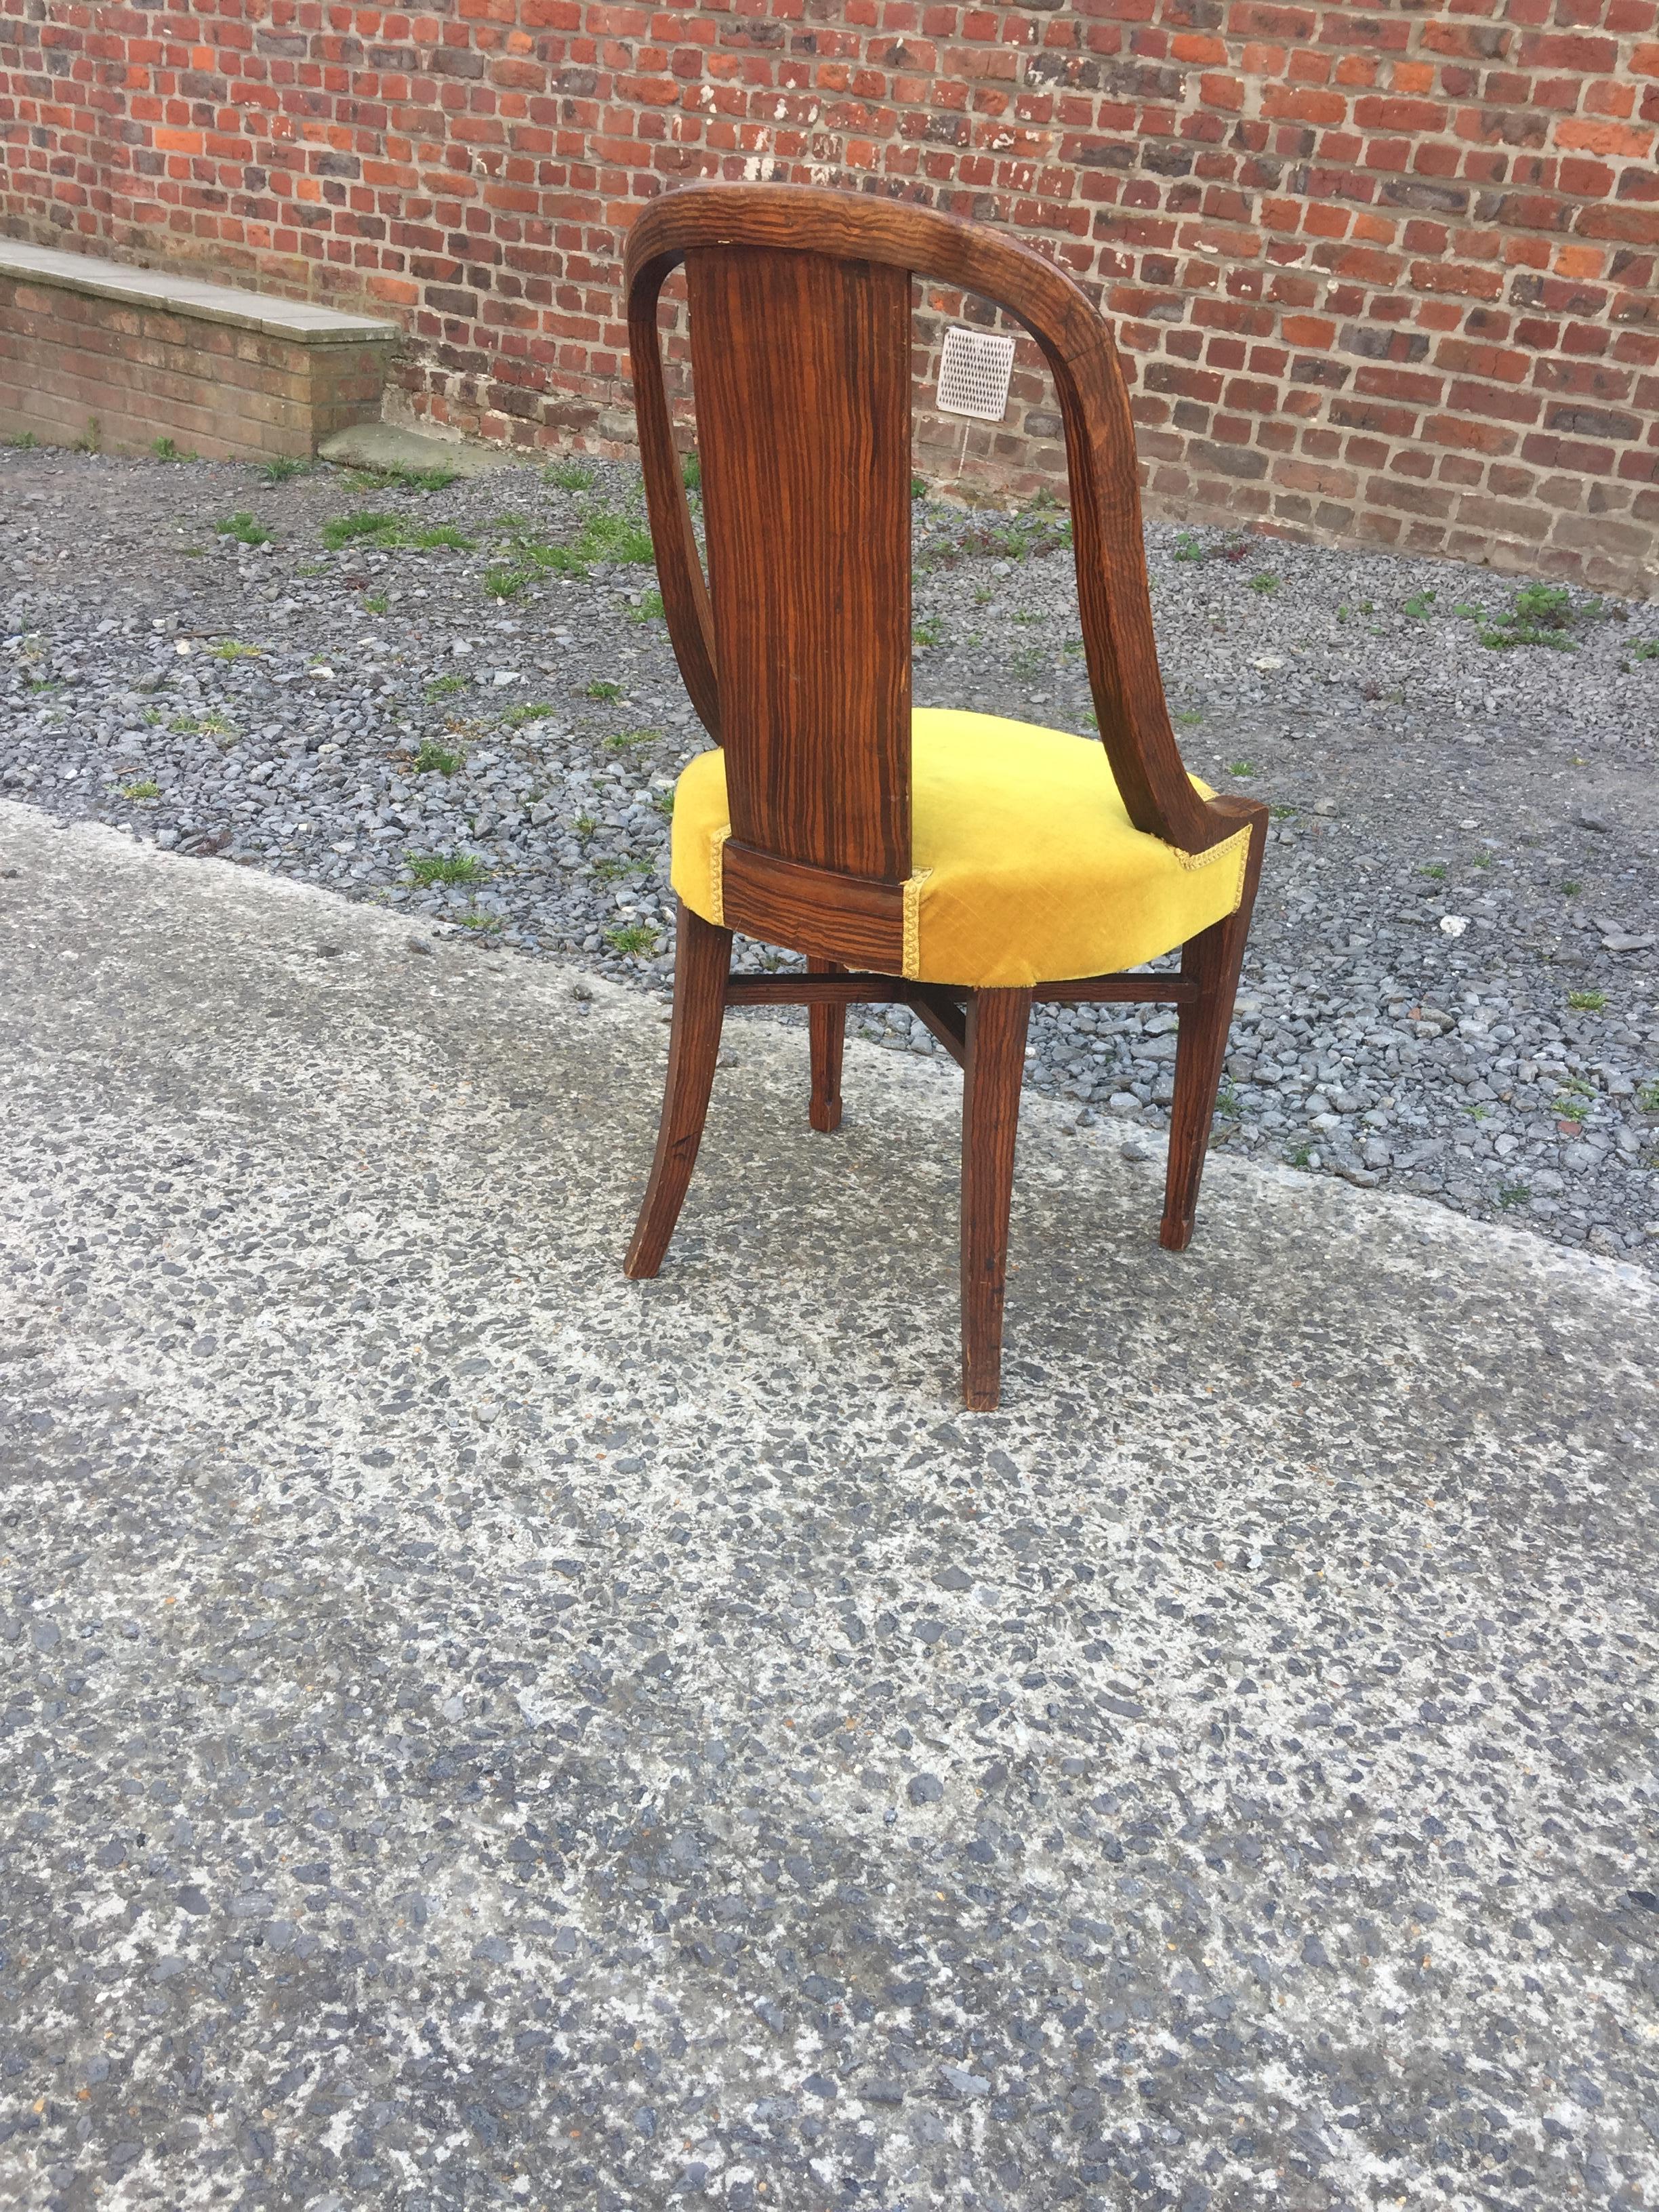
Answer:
[670,708,1251,989]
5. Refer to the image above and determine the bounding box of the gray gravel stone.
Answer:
[1,441,1655,1288]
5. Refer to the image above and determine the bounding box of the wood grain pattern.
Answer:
[1160,796,1269,1251]
[686,242,912,881]
[907,984,968,1068]
[626,183,1234,858]
[718,841,906,974]
[808,956,845,1134]
[623,901,733,1279]
[960,987,1032,1412]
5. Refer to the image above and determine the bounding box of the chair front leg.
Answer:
[960,985,1032,1411]
[624,900,733,1278]
[807,956,844,1132]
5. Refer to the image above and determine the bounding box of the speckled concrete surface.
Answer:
[1,804,1656,2212]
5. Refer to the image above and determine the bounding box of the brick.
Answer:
[1,3,1654,593]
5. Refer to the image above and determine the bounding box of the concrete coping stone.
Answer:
[0,237,401,346]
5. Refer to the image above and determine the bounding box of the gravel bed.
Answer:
[3,445,1656,1268]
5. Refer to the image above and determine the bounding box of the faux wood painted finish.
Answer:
[685,242,912,884]
[623,188,1269,1410]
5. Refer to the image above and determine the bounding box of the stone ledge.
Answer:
[0,237,399,346]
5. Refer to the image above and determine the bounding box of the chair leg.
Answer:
[808,956,844,1132]
[960,986,1032,1412]
[1161,819,1267,1251]
[624,901,733,1279]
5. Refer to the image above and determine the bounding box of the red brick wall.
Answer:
[2,1,1656,595]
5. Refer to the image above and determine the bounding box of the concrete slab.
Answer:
[1,802,1655,2212]
[318,423,519,477]
[0,239,398,344]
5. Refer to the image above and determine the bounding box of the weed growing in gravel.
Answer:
[585,680,623,701]
[1226,760,1256,777]
[1568,989,1608,1012]
[1286,1140,1315,1168]
[605,729,657,751]
[501,702,557,726]
[1420,862,1448,880]
[1453,602,1483,621]
[911,476,927,499]
[1480,582,1579,652]
[1638,1080,1659,1113]
[632,589,665,623]
[483,504,652,596]
[1269,804,1297,819]
[545,461,593,491]
[413,741,464,775]
[457,911,502,932]
[1498,1183,1531,1208]
[682,453,701,491]
[209,641,262,661]
[170,711,235,738]
[152,437,197,462]
[1633,640,1659,662]
[579,509,655,565]
[426,674,470,700]
[651,790,674,817]
[321,511,475,553]
[1173,534,1204,562]
[74,416,101,454]
[913,617,943,648]
[606,922,660,956]
[1561,879,1582,897]
[119,779,161,800]
[592,857,648,882]
[1248,573,1280,595]
[406,853,488,886]
[5,430,39,449]
[1472,850,1492,867]
[261,456,310,485]
[1174,710,1204,726]
[1215,1078,1244,1122]
[363,594,389,615]
[216,512,272,547]
[1403,589,1436,619]
[574,815,597,839]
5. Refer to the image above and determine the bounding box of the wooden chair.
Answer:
[621,185,1267,1410]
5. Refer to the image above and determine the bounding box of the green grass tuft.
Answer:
[406,853,488,886]
[412,741,464,775]
[216,511,272,546]
[605,922,660,957]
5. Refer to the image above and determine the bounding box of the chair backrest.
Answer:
[626,186,1230,972]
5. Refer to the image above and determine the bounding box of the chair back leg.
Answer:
[960,986,1033,1410]
[807,957,845,1132]
[625,901,733,1278]
[1161,912,1256,1249]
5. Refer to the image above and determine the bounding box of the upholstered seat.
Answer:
[671,708,1254,989]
